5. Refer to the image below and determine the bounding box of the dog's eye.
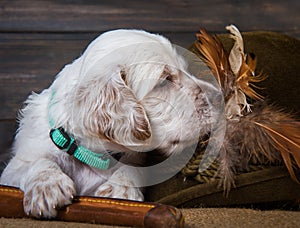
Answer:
[158,74,173,88]
[159,78,168,87]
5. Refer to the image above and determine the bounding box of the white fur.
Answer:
[0,29,213,218]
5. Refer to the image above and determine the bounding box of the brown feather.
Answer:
[237,104,300,180]
[246,53,257,73]
[253,120,300,181]
[237,56,267,100]
[195,29,235,99]
[216,104,300,191]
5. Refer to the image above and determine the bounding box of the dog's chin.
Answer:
[149,141,193,157]
[144,149,169,166]
[144,141,198,167]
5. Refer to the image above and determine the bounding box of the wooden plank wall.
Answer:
[0,0,299,169]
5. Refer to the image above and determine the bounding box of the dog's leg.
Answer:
[95,152,145,201]
[95,165,144,201]
[2,157,76,218]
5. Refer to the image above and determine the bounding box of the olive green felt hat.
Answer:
[145,32,300,208]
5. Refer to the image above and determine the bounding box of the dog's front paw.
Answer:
[95,182,143,201]
[23,171,76,218]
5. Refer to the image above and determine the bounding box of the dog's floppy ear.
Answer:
[75,69,152,146]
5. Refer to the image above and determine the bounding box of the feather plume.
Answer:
[193,25,300,192]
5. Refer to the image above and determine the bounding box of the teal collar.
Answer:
[48,91,110,170]
[49,127,110,169]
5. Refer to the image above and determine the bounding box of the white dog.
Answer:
[0,30,215,218]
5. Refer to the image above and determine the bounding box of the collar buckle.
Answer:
[50,127,77,155]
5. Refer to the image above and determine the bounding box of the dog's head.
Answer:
[62,30,216,155]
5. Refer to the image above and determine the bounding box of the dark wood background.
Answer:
[0,0,299,167]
